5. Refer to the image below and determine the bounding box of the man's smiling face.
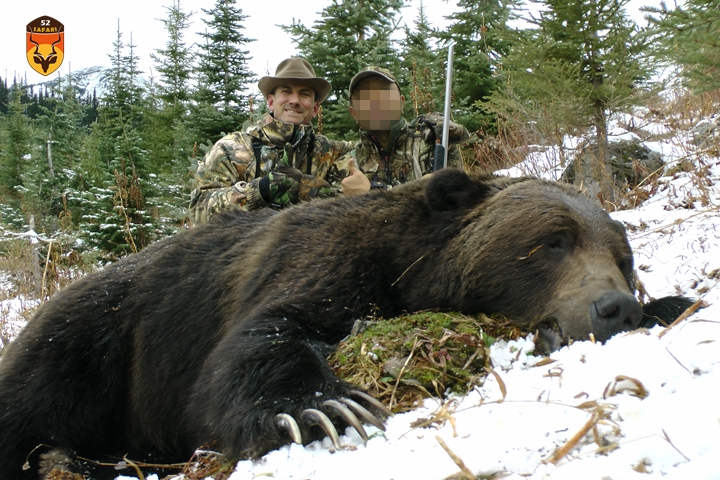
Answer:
[267,83,319,125]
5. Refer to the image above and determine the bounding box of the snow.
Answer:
[222,320,720,480]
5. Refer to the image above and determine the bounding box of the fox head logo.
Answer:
[26,16,64,76]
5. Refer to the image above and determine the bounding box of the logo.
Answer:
[26,16,64,76]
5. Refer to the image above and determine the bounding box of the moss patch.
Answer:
[330,311,527,412]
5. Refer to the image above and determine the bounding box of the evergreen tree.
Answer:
[28,74,89,232]
[82,89,99,126]
[485,0,652,202]
[438,0,519,134]
[400,1,442,117]
[191,0,255,144]
[282,0,404,139]
[645,0,720,93]
[150,0,195,171]
[0,84,32,200]
[0,76,9,115]
[80,25,155,258]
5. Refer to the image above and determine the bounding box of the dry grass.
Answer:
[330,311,525,413]
[0,236,96,352]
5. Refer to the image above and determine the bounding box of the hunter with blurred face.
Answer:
[340,66,471,195]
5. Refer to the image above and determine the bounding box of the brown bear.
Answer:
[0,170,690,479]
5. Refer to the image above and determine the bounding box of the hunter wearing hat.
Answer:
[339,66,470,194]
[189,58,367,225]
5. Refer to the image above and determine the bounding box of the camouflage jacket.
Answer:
[189,113,354,225]
[348,112,470,189]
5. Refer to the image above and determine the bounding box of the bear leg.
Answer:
[187,315,390,460]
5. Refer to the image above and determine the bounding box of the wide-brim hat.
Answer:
[258,58,332,104]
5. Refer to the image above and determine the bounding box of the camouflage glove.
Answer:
[255,166,302,207]
[253,166,331,208]
[298,173,331,201]
[415,115,439,144]
[415,113,469,144]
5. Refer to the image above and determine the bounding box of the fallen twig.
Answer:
[436,435,476,479]
[545,413,600,465]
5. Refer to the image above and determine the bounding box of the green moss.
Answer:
[330,311,525,411]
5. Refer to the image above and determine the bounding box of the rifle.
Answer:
[433,41,456,172]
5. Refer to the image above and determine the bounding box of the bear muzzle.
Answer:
[590,290,643,342]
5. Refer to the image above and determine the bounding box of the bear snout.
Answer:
[591,291,643,342]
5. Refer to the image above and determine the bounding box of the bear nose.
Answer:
[591,291,643,342]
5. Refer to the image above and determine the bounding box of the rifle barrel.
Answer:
[441,41,456,170]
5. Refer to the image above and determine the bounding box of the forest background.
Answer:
[0,0,717,266]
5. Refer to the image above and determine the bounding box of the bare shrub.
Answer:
[0,236,96,351]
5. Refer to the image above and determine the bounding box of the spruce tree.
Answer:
[438,0,519,134]
[29,74,88,232]
[400,1,442,117]
[0,76,9,115]
[80,25,155,258]
[0,84,32,200]
[485,0,652,203]
[282,0,404,139]
[191,0,255,144]
[150,0,195,171]
[645,0,720,93]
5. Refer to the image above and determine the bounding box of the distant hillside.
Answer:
[28,66,110,99]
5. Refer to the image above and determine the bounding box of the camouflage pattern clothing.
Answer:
[189,113,354,225]
[347,112,470,189]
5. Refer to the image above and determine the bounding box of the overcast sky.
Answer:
[2,0,461,90]
[2,0,656,93]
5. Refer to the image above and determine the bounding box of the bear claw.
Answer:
[274,413,302,444]
[273,393,390,451]
[323,399,369,443]
[351,390,393,418]
[339,397,387,431]
[301,408,342,449]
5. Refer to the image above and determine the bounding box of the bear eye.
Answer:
[617,257,632,275]
[545,232,573,254]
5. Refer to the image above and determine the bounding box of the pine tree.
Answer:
[485,0,652,202]
[191,0,255,144]
[645,0,720,93]
[282,0,404,139]
[438,0,519,134]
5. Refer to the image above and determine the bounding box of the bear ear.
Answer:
[424,169,494,212]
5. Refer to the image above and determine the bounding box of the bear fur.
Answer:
[0,170,691,478]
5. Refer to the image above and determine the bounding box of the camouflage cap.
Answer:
[349,66,399,96]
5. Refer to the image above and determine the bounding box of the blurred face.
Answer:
[349,76,405,131]
[267,83,319,125]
